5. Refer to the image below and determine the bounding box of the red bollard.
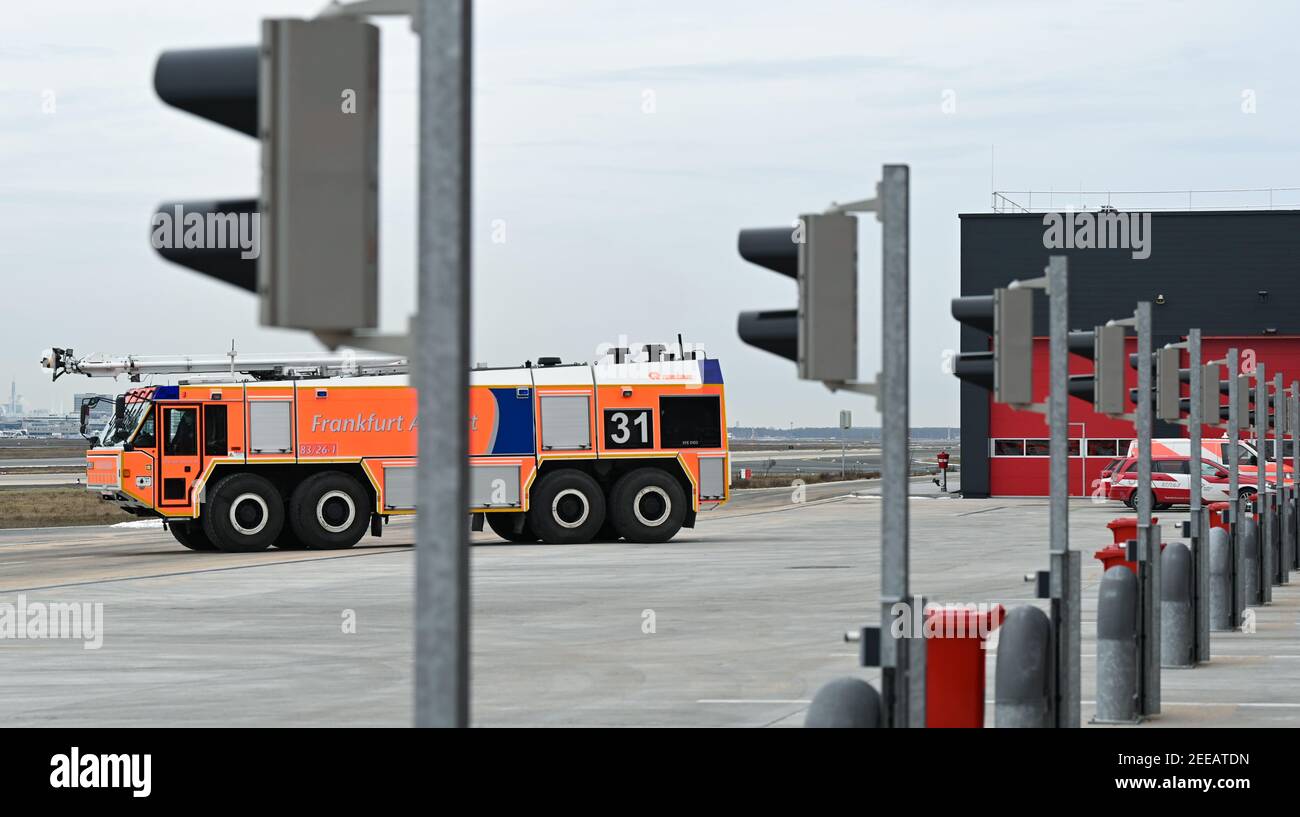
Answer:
[1107,516,1160,545]
[924,604,1005,728]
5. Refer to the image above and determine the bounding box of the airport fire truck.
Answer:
[41,346,730,552]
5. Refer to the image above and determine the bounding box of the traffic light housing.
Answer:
[1155,346,1182,421]
[1092,324,1126,415]
[152,18,380,332]
[950,288,1032,406]
[737,213,858,382]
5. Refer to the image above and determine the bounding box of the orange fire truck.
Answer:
[41,346,730,552]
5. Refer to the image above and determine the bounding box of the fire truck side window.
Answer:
[204,404,228,456]
[164,408,198,457]
[659,396,722,449]
[131,409,156,448]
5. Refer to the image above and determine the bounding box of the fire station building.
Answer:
[958,207,1300,498]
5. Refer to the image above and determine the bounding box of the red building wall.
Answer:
[986,335,1300,497]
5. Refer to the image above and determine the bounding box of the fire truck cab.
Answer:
[56,348,729,552]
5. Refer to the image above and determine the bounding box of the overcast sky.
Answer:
[3,1,1297,426]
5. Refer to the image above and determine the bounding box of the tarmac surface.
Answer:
[1,478,1298,727]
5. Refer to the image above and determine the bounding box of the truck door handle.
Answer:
[184,466,191,473]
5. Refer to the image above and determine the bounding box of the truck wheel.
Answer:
[608,468,686,543]
[170,520,217,552]
[203,473,284,553]
[528,469,605,544]
[289,471,370,550]
[485,512,538,543]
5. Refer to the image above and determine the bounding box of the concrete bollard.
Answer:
[1161,542,1194,668]
[804,677,881,727]
[1209,525,1232,631]
[1095,566,1139,723]
[993,605,1052,728]
[1242,514,1260,605]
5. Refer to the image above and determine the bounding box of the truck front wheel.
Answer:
[289,471,371,550]
[203,473,284,553]
[608,468,686,543]
[170,520,217,552]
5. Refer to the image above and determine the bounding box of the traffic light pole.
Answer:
[1227,349,1245,626]
[1255,364,1272,604]
[1274,373,1286,586]
[877,165,924,729]
[1133,303,1161,716]
[1046,257,1082,727]
[1292,382,1300,573]
[414,0,472,728]
[1188,330,1210,661]
[1289,379,1300,572]
[798,165,923,728]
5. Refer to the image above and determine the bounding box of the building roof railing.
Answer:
[991,188,1300,214]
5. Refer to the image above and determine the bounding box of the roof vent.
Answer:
[538,356,562,367]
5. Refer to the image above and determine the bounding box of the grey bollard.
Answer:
[993,605,1052,728]
[1271,501,1284,585]
[1095,566,1140,723]
[1209,525,1233,631]
[804,677,881,727]
[1161,543,1194,668]
[1242,514,1260,605]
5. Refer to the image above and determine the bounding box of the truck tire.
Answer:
[485,512,538,543]
[527,469,605,544]
[289,471,370,550]
[170,520,217,552]
[203,473,284,553]
[608,468,686,543]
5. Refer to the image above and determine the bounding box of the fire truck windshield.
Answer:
[99,397,154,447]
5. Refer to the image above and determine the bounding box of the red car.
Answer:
[1107,456,1257,510]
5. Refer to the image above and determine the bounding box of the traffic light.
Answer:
[1093,324,1127,415]
[1155,346,1182,421]
[737,213,857,382]
[152,18,379,332]
[152,46,259,291]
[950,288,1033,405]
[1236,374,1251,428]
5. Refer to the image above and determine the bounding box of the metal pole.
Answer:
[1135,302,1160,716]
[1292,381,1299,572]
[1227,349,1242,626]
[1046,257,1079,726]
[414,0,472,728]
[1274,372,1285,585]
[1189,329,1209,662]
[879,164,922,728]
[1256,364,1271,603]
